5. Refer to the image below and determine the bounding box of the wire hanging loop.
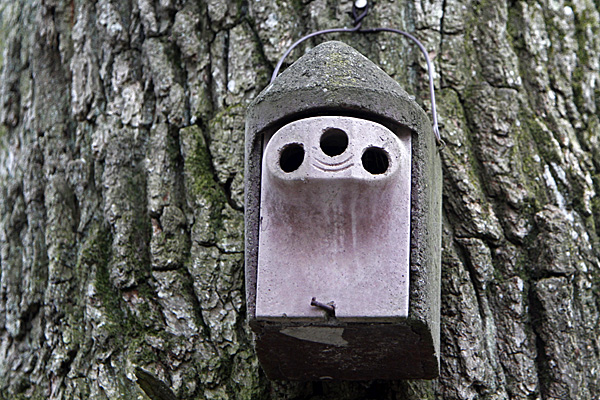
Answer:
[270,1,444,148]
[352,1,369,26]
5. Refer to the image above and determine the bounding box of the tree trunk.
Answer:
[0,0,599,399]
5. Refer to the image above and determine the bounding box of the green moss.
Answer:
[572,3,599,60]
[569,2,600,111]
[93,245,127,334]
[79,227,174,380]
[512,110,565,216]
[82,225,148,344]
[181,124,229,241]
[506,5,525,51]
[323,51,359,87]
[519,111,561,164]
[206,104,242,127]
[128,334,159,365]
[572,66,585,112]
[79,224,112,270]
[438,88,482,185]
[57,225,112,351]
[0,125,9,156]
[185,131,216,199]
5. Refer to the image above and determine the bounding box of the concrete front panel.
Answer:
[255,116,411,320]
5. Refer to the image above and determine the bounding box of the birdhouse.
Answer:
[244,41,442,380]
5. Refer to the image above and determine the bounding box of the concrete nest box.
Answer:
[245,41,442,381]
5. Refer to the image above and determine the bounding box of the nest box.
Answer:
[244,41,442,380]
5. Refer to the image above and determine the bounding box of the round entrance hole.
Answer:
[362,147,389,175]
[279,143,305,172]
[320,128,348,157]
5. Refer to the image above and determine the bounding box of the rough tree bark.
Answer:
[0,0,599,399]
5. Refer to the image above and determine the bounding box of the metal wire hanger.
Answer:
[271,0,444,148]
